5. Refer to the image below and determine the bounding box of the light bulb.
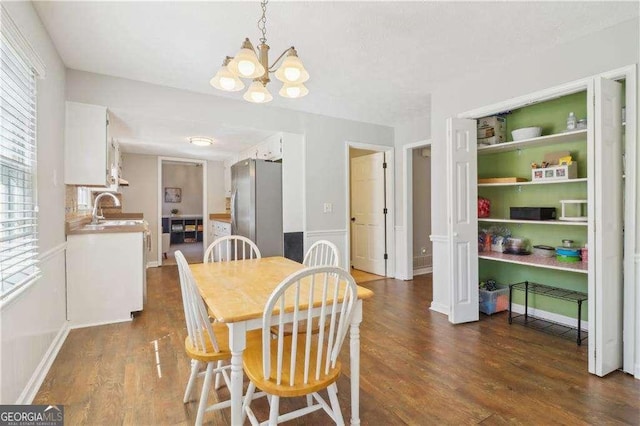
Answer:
[286,86,301,98]
[238,60,256,77]
[219,77,236,90]
[284,67,301,82]
[251,91,266,103]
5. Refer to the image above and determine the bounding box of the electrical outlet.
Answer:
[323,203,332,213]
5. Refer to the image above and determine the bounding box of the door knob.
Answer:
[351,217,356,222]
[453,232,459,237]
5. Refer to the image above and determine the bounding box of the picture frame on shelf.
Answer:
[164,187,182,203]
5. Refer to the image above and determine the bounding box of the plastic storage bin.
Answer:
[479,287,510,315]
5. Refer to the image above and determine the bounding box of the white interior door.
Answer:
[447,118,479,324]
[350,152,386,275]
[592,77,623,376]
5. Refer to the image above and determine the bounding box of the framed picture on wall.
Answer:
[164,187,182,203]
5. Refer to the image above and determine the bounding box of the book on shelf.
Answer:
[185,225,196,231]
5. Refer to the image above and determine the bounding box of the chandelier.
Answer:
[210,0,309,103]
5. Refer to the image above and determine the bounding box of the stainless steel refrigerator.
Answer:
[231,159,283,257]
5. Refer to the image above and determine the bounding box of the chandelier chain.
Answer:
[258,0,268,44]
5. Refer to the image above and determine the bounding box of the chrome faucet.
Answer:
[92,192,121,224]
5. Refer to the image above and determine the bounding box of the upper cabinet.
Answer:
[238,133,283,162]
[64,101,110,186]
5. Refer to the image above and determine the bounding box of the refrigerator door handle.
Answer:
[230,189,237,234]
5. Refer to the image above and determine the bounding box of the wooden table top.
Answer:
[190,256,374,323]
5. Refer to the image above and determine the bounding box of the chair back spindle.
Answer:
[176,250,220,353]
[303,240,340,267]
[204,235,261,263]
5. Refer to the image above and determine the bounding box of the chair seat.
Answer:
[186,323,261,362]
[270,317,321,337]
[243,334,341,398]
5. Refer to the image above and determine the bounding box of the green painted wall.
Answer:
[505,91,587,139]
[478,91,588,320]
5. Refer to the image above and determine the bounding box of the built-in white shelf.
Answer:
[478,218,588,226]
[478,178,588,187]
[479,251,588,274]
[477,129,587,155]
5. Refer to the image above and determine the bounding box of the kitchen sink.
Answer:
[83,220,144,230]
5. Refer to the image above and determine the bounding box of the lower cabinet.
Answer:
[66,231,145,328]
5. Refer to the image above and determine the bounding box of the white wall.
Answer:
[65,70,395,264]
[1,2,68,403]
[120,154,159,262]
[207,160,226,214]
[161,163,203,216]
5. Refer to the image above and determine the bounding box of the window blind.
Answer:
[0,29,39,298]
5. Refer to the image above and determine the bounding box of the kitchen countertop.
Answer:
[66,215,148,235]
[210,213,231,224]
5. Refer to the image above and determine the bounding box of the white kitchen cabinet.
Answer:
[64,101,111,186]
[66,231,146,328]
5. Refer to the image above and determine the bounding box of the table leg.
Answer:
[228,323,247,426]
[350,300,363,426]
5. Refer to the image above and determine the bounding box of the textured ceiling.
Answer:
[33,1,638,156]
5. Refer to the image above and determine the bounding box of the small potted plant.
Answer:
[171,208,179,217]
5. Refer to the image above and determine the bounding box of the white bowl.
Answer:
[511,127,542,141]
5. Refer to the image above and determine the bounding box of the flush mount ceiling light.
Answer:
[210,0,309,104]
[189,137,213,146]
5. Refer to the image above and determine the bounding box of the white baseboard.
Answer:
[429,301,449,316]
[16,321,70,404]
[413,267,433,276]
[69,317,132,330]
[147,261,159,268]
[510,303,588,331]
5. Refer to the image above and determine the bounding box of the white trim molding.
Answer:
[39,242,67,262]
[147,261,159,268]
[16,322,69,404]
[430,302,449,316]
[413,267,433,276]
[0,5,46,77]
[510,303,589,331]
[305,229,348,238]
[429,234,448,243]
[1,242,67,310]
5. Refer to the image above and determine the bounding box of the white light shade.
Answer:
[228,44,265,79]
[189,137,213,146]
[275,54,309,84]
[279,82,309,99]
[243,81,273,103]
[210,64,245,92]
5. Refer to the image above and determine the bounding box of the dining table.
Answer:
[189,256,374,426]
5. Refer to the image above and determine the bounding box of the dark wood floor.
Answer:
[34,267,640,425]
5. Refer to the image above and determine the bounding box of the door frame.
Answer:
[400,139,431,280]
[156,156,208,266]
[345,141,395,278]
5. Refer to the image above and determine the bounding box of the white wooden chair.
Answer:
[176,250,260,425]
[303,240,340,267]
[273,240,341,337]
[203,235,261,263]
[242,266,358,425]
